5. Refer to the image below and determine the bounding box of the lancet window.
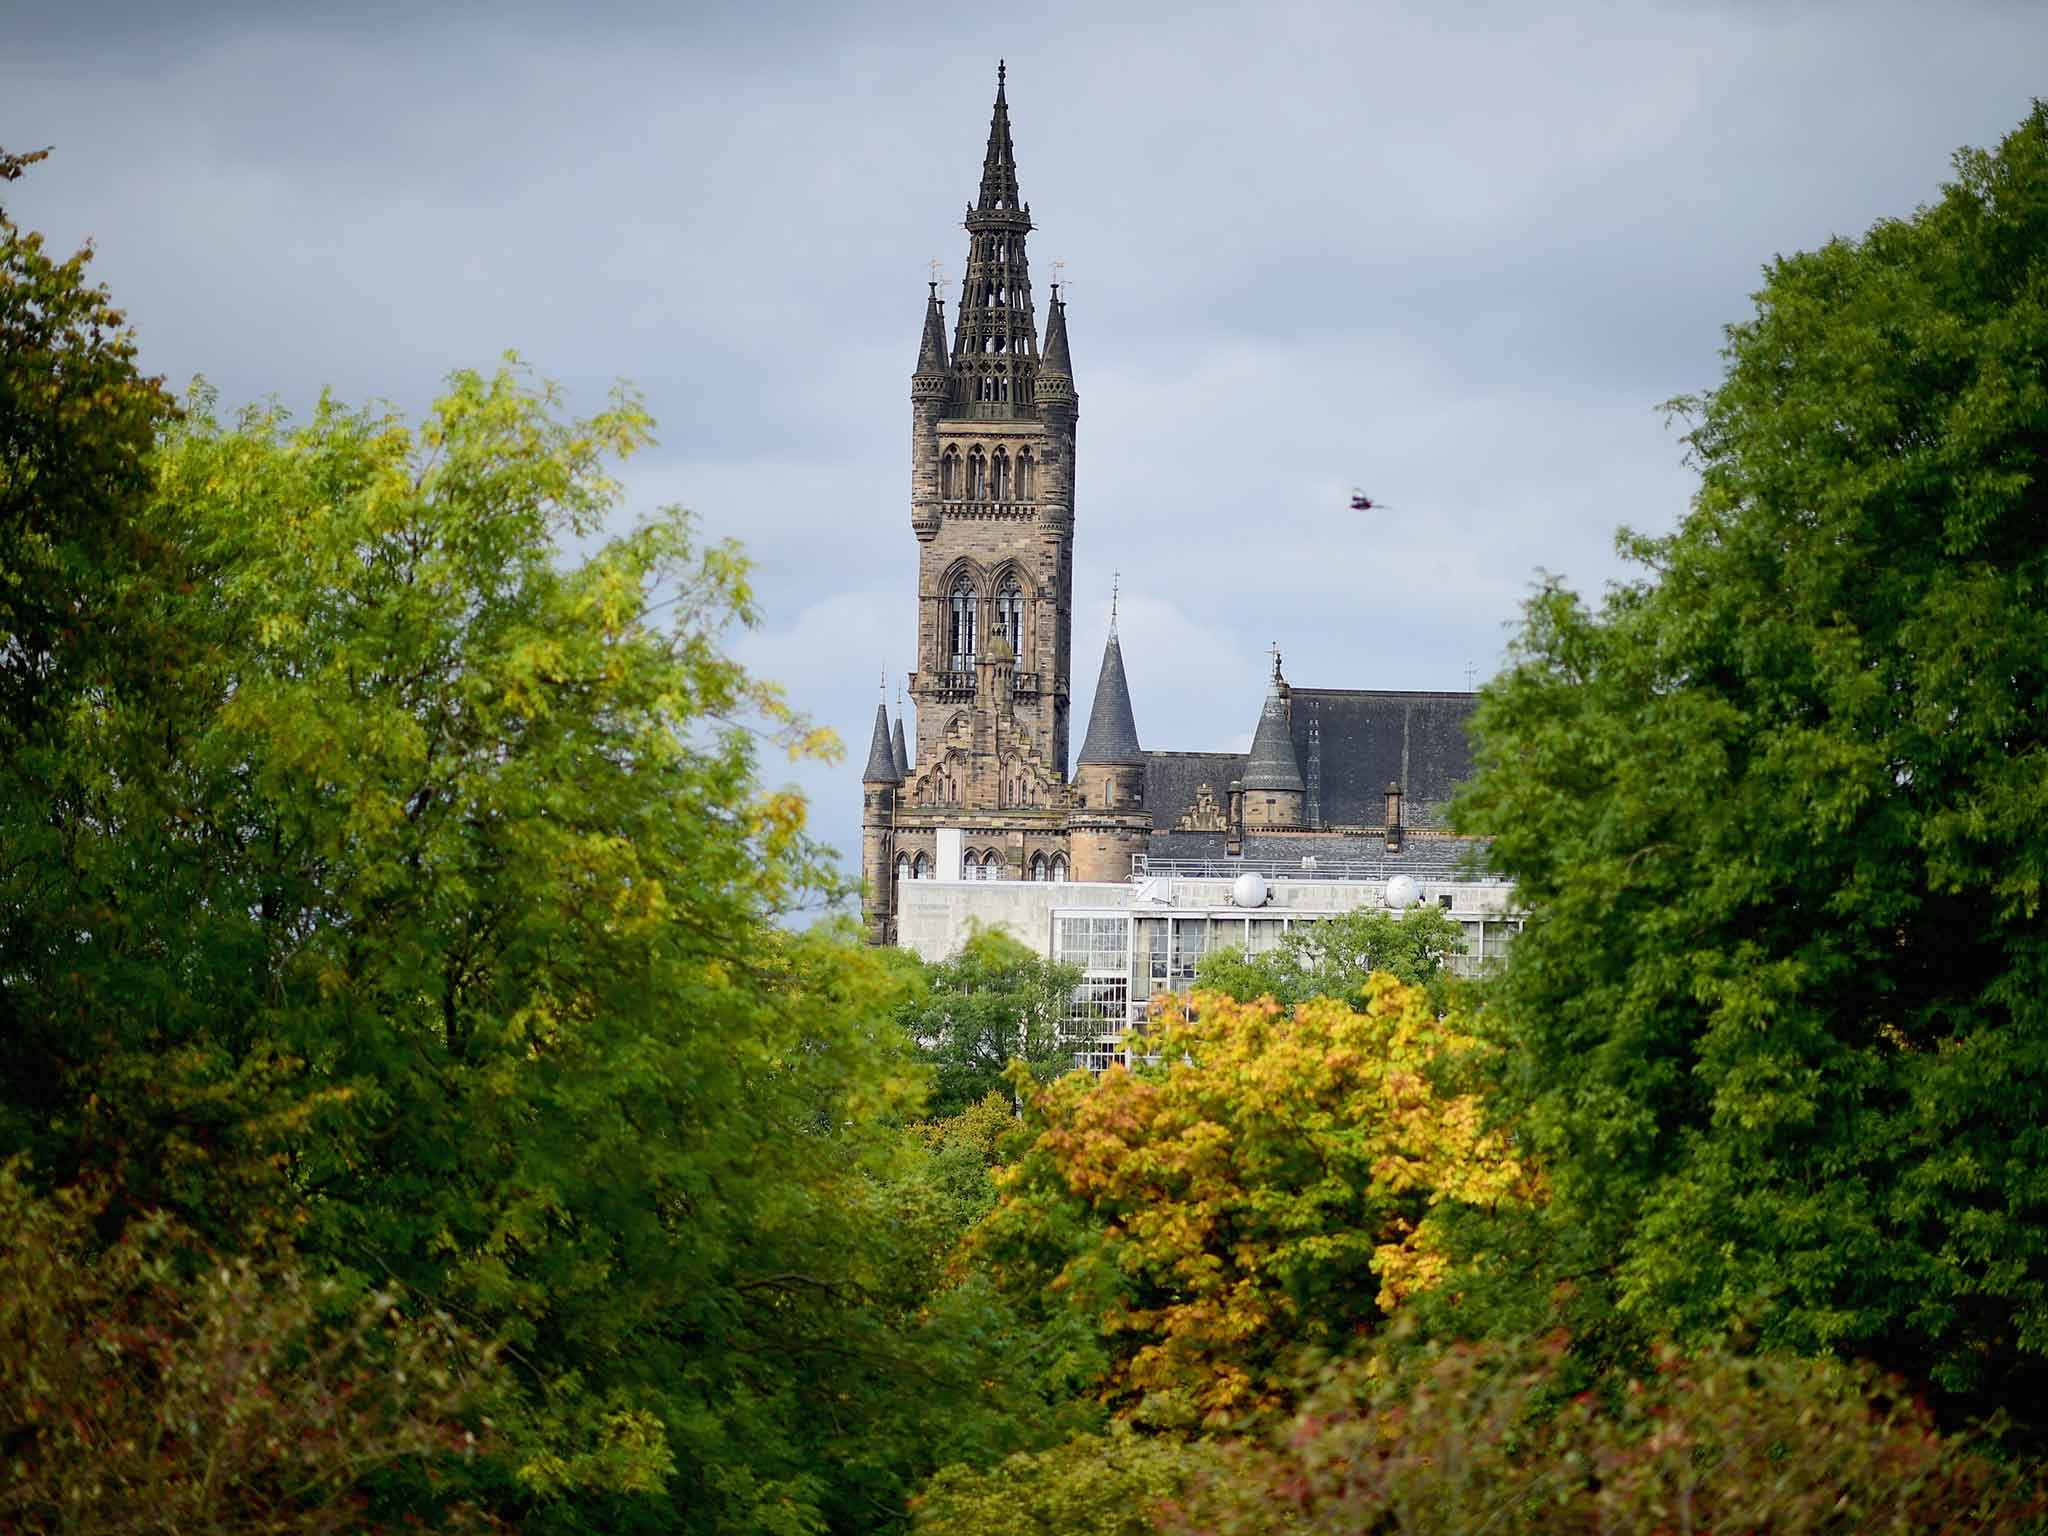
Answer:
[994,577,1024,656]
[1017,450,1035,500]
[992,448,1010,500]
[1051,855,1068,883]
[940,446,959,499]
[1030,853,1048,881]
[967,447,986,500]
[948,577,978,666]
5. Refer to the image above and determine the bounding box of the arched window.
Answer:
[940,447,959,499]
[1051,855,1068,883]
[895,853,911,886]
[948,577,977,665]
[982,851,1004,880]
[992,449,1010,500]
[995,577,1024,656]
[1030,853,1048,882]
[1017,450,1035,500]
[967,447,986,500]
[913,853,930,879]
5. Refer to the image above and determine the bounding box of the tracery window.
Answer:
[982,851,1005,880]
[1051,855,1068,883]
[992,448,1010,500]
[967,447,986,500]
[949,577,978,665]
[913,853,930,879]
[1017,450,1035,500]
[1030,853,1048,882]
[895,853,911,886]
[994,577,1024,656]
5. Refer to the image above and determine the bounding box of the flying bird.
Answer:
[1350,488,1392,512]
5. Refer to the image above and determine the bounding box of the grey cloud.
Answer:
[4,0,2040,900]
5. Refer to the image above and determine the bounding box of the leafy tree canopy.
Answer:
[970,977,1533,1428]
[1453,103,2048,1413]
[1193,903,1466,1010]
[896,926,1080,1117]
[0,303,1071,1528]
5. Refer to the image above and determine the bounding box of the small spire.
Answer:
[862,701,901,784]
[998,59,1006,89]
[1243,667,1305,793]
[1078,627,1143,767]
[915,283,949,376]
[891,712,910,779]
[1109,571,1119,635]
[1041,285,1072,375]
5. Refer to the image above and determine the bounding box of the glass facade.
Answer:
[1052,901,1524,1072]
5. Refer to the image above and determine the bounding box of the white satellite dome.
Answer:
[1384,874,1421,910]
[1231,871,1269,909]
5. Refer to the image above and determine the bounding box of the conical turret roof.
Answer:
[1078,630,1143,766]
[915,285,948,376]
[891,714,910,778]
[1041,291,1072,375]
[1241,673,1304,792]
[862,703,901,784]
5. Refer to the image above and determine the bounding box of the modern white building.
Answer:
[896,851,1523,1071]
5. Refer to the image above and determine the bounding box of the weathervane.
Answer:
[929,257,944,291]
[1110,570,1120,633]
[1269,641,1283,679]
[1052,258,1068,298]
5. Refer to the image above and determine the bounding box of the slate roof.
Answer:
[1139,689,1478,833]
[1041,294,1072,375]
[1146,830,1496,881]
[1077,631,1143,765]
[1243,680,1305,792]
[1291,689,1475,828]
[1143,751,1245,828]
[862,704,900,783]
[891,715,910,777]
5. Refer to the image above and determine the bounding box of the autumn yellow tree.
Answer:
[970,975,1535,1426]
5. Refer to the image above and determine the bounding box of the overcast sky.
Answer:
[7,1,2042,898]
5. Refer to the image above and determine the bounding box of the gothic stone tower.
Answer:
[863,65,1080,941]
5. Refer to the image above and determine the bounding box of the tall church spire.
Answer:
[952,63,1039,420]
[976,60,1022,213]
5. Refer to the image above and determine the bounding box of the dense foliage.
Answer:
[11,100,2048,1532]
[0,155,1071,1532]
[0,1163,499,1535]
[1194,903,1466,1008]
[1163,1334,2048,1535]
[1453,102,2048,1412]
[895,927,1079,1116]
[973,978,1532,1426]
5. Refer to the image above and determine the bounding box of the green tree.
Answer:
[1165,1334,2046,1535]
[971,978,1532,1426]
[0,1162,501,1536]
[1194,904,1465,1009]
[1454,104,2048,1417]
[897,927,1080,1117]
[0,340,1071,1530]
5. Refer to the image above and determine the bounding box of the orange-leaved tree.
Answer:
[969,974,1535,1425]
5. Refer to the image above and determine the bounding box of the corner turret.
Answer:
[1241,654,1305,830]
[1070,612,1150,882]
[861,702,900,944]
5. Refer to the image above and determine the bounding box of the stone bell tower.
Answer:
[865,64,1080,935]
